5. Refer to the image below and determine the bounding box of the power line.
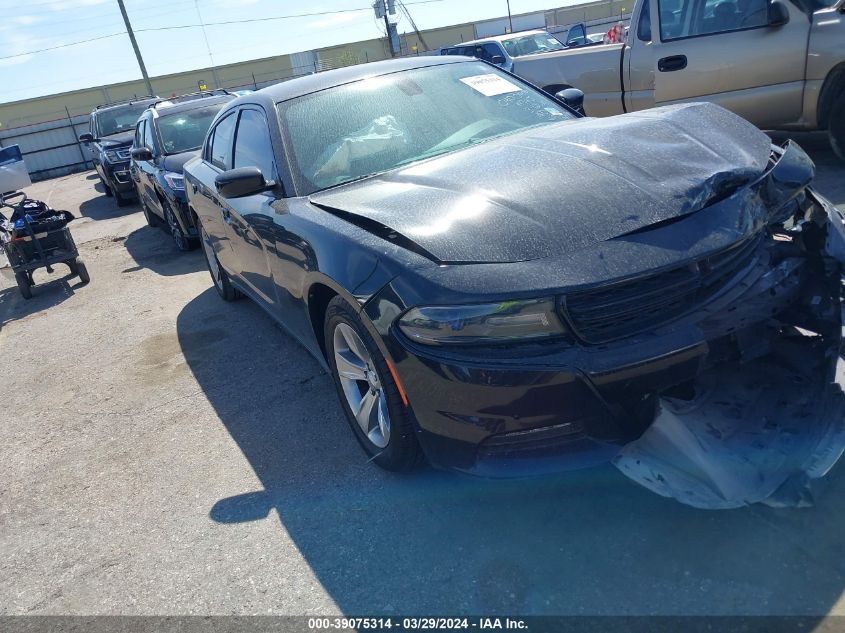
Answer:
[0,0,445,62]
[132,1,444,33]
[0,32,125,60]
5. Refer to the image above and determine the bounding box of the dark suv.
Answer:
[130,91,235,250]
[80,97,159,206]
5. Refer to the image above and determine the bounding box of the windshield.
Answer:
[280,61,576,195]
[501,33,565,57]
[156,104,226,154]
[95,103,150,137]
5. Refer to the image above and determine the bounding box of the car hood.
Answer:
[161,151,198,174]
[99,131,135,148]
[309,102,772,264]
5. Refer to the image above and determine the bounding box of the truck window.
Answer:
[659,0,768,40]
[637,0,653,41]
[481,43,504,61]
[566,24,587,46]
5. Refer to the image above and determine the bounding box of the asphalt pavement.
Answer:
[1,133,845,617]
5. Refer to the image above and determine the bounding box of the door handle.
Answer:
[658,55,687,72]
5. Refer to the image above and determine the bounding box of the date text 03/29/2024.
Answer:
[306,617,528,630]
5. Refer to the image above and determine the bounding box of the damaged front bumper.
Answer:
[616,189,845,509]
[389,143,845,506]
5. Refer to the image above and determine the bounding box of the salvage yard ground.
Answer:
[2,133,845,616]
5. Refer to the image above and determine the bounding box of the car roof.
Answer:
[232,56,475,108]
[93,97,160,114]
[147,94,236,118]
[456,29,549,46]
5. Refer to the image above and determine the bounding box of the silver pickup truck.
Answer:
[464,0,845,158]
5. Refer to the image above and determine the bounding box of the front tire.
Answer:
[198,219,239,301]
[100,178,114,197]
[829,91,845,162]
[141,197,160,227]
[165,201,195,252]
[324,295,420,471]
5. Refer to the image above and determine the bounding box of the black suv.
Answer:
[130,91,235,250]
[80,97,160,206]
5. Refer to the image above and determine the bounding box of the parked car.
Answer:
[440,29,578,73]
[490,0,845,160]
[130,91,236,250]
[79,97,160,205]
[183,57,845,490]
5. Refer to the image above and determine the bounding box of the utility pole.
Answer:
[382,1,393,57]
[374,0,399,57]
[506,0,514,33]
[116,0,154,96]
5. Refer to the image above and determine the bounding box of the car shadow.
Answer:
[0,265,85,329]
[122,226,204,276]
[178,287,845,617]
[77,192,140,221]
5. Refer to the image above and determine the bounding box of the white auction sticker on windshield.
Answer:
[460,74,522,96]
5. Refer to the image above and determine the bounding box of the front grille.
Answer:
[115,148,131,160]
[562,234,763,344]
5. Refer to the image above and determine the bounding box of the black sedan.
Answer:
[183,57,845,495]
[130,93,235,250]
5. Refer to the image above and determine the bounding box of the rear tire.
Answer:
[115,191,131,207]
[324,295,421,471]
[15,271,32,299]
[830,91,845,162]
[101,178,114,197]
[198,219,240,301]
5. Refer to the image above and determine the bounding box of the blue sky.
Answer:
[0,0,580,103]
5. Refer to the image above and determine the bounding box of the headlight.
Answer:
[163,172,185,190]
[397,297,567,345]
[104,150,120,162]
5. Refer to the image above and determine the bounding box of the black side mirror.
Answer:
[131,146,153,161]
[79,133,95,143]
[215,166,275,198]
[768,0,790,26]
[491,55,505,65]
[555,88,585,114]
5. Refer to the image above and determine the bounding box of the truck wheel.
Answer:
[100,178,113,197]
[115,191,131,207]
[830,91,845,162]
[15,271,32,299]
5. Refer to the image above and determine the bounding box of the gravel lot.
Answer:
[2,133,845,617]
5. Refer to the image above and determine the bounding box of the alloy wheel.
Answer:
[333,322,391,449]
[167,205,188,251]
